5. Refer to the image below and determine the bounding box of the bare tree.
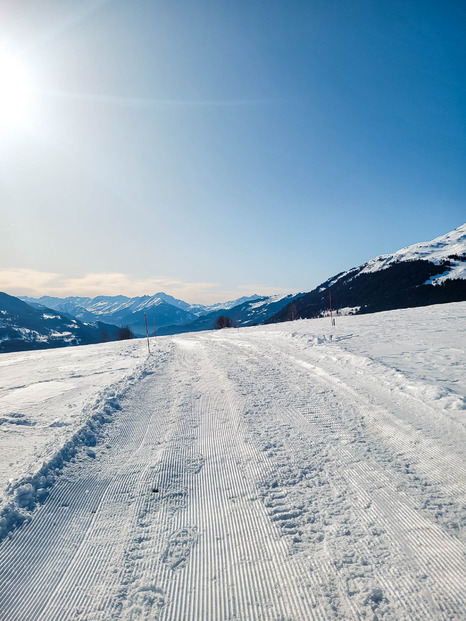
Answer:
[117,325,135,340]
[100,328,109,343]
[287,302,298,321]
[214,315,233,329]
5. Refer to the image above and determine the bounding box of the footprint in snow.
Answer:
[127,585,165,619]
[162,527,198,571]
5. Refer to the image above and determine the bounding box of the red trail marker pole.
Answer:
[144,313,150,353]
[329,290,335,327]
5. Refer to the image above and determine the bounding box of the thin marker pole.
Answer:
[236,311,239,329]
[329,290,335,327]
[144,313,150,353]
[154,318,156,338]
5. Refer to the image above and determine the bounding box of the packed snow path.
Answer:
[1,311,466,619]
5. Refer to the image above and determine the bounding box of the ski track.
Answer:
[206,333,466,619]
[0,330,465,620]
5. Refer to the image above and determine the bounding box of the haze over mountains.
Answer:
[1,223,465,353]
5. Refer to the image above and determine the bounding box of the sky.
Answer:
[0,0,465,304]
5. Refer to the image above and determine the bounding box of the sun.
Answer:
[0,48,33,131]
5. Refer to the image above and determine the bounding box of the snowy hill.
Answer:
[0,292,121,352]
[270,223,466,323]
[355,222,466,281]
[0,302,465,618]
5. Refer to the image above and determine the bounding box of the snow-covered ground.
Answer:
[0,341,148,538]
[0,302,465,620]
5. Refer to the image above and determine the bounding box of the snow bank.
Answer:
[255,301,466,404]
[0,339,148,541]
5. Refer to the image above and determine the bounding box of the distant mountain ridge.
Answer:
[21,293,265,336]
[7,223,466,351]
[22,293,193,327]
[190,295,264,315]
[268,223,466,324]
[3,291,293,351]
[0,292,120,353]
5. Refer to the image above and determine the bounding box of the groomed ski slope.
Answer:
[0,302,465,620]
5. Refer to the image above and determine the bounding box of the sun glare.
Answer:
[0,48,33,131]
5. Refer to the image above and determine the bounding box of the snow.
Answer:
[193,294,263,314]
[360,222,466,280]
[14,327,49,342]
[0,341,148,538]
[328,223,466,287]
[435,261,466,283]
[248,293,291,310]
[0,302,465,619]
[320,306,361,317]
[66,294,175,316]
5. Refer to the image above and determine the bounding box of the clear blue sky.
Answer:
[1,0,465,303]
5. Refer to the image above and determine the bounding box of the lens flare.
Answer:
[0,49,33,131]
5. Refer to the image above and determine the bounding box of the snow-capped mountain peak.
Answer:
[270,222,466,324]
[361,223,466,278]
[323,223,466,289]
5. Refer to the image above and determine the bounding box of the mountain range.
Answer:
[20,293,266,337]
[2,222,465,353]
[0,292,120,353]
